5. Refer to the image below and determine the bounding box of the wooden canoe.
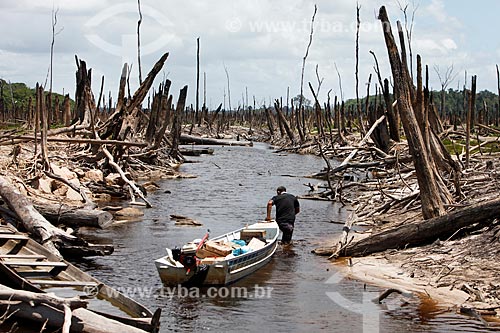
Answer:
[155,221,279,286]
[0,225,160,332]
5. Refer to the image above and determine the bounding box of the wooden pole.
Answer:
[196,37,200,127]
[355,3,365,137]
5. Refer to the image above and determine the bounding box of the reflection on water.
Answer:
[72,143,499,332]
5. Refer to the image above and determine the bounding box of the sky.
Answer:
[0,0,499,110]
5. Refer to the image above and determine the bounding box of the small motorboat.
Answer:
[155,221,279,286]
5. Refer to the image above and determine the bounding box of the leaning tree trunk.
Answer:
[0,176,75,257]
[274,100,295,143]
[0,176,112,258]
[378,6,446,219]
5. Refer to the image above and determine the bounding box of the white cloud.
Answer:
[441,38,457,51]
[0,0,496,106]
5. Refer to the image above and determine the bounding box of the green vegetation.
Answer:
[0,78,73,113]
[0,79,36,111]
[442,137,500,155]
[344,89,499,117]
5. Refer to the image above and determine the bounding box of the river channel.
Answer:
[77,143,498,332]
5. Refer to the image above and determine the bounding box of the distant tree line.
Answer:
[0,79,73,125]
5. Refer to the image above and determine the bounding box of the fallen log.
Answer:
[34,204,114,229]
[0,176,113,257]
[0,176,75,257]
[0,135,147,147]
[180,133,252,146]
[309,155,413,179]
[314,197,500,257]
[0,284,147,333]
[0,284,87,311]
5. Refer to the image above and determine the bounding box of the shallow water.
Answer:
[74,143,499,332]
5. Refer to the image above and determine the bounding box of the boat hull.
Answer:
[0,226,159,332]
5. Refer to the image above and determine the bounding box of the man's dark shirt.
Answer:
[272,193,299,223]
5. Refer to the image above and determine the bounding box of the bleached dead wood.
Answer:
[180,133,252,146]
[328,215,354,259]
[339,115,386,167]
[0,284,147,333]
[315,197,500,257]
[102,146,152,208]
[0,175,75,258]
[34,204,114,229]
[0,135,147,147]
[0,284,87,311]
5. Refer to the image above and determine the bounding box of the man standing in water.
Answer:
[266,186,300,244]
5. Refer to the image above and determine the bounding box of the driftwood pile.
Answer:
[0,52,191,259]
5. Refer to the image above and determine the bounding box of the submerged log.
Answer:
[314,197,500,257]
[35,204,114,229]
[180,133,252,146]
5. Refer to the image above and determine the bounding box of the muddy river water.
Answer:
[76,143,498,332]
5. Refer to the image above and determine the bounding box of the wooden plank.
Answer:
[0,234,29,240]
[0,227,15,234]
[3,261,67,267]
[29,280,98,287]
[0,254,46,260]
[18,271,53,279]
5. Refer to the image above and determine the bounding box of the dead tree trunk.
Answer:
[0,176,113,257]
[314,197,500,257]
[74,57,95,125]
[274,100,295,143]
[378,6,446,219]
[170,86,188,157]
[62,94,71,126]
[264,107,275,137]
[35,205,113,229]
[152,93,173,150]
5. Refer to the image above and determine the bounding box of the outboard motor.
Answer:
[172,247,181,262]
[180,255,197,270]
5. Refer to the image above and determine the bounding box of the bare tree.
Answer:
[137,0,143,84]
[196,37,200,126]
[355,2,365,136]
[223,63,231,112]
[434,64,458,120]
[298,4,317,142]
[396,0,419,79]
